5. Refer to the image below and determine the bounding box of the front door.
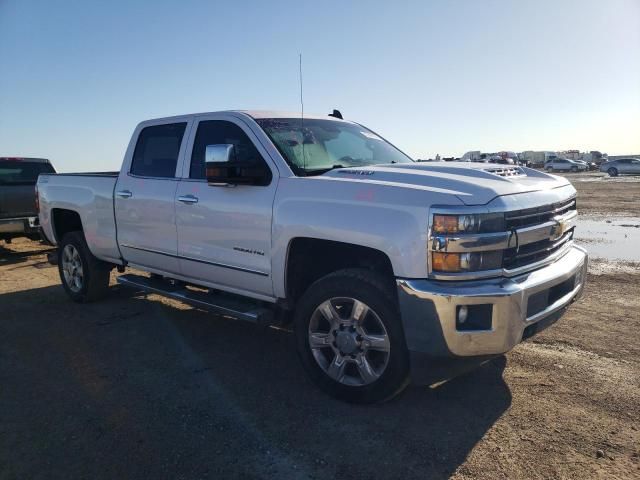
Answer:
[175,116,277,298]
[115,122,188,274]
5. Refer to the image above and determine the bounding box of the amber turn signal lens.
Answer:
[432,252,461,272]
[433,215,459,234]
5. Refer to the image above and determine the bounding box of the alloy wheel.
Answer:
[308,297,390,386]
[61,244,84,292]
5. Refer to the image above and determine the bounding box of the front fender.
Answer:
[270,176,464,298]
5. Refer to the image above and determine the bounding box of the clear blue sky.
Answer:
[1,0,638,172]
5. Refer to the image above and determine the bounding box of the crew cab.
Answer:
[37,111,588,403]
[1,157,55,243]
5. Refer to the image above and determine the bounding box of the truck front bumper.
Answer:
[396,245,587,358]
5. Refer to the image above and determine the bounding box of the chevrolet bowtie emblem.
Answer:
[549,216,567,241]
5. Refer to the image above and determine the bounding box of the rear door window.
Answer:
[130,123,187,178]
[0,161,55,185]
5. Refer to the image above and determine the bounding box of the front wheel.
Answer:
[58,231,111,302]
[294,269,410,403]
[571,166,578,172]
[608,167,618,177]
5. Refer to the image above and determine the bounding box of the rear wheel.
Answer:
[294,268,410,403]
[58,231,111,302]
[608,167,618,177]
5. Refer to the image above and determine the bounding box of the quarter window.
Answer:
[130,123,187,178]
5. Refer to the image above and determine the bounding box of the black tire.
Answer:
[294,268,410,404]
[608,167,618,177]
[571,166,578,172]
[58,231,111,302]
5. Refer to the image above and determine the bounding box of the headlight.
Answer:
[432,213,505,234]
[430,212,506,274]
[432,251,502,273]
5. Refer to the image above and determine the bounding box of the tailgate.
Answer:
[0,184,37,219]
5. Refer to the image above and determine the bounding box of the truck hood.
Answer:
[321,162,572,205]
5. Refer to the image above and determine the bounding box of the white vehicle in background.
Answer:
[599,158,640,176]
[520,151,560,168]
[572,159,598,171]
[496,151,518,165]
[37,110,588,403]
[460,152,503,163]
[460,151,481,162]
[544,158,587,173]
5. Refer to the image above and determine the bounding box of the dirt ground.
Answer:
[559,172,640,217]
[1,173,639,479]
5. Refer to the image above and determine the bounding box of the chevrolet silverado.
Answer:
[37,111,587,403]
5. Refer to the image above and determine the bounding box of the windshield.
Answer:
[256,118,413,175]
[0,161,54,185]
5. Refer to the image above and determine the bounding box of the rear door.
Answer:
[115,121,190,274]
[174,114,277,297]
[618,159,640,174]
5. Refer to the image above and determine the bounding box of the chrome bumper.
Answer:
[397,245,587,357]
[0,217,39,234]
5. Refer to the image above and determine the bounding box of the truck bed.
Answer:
[38,173,122,264]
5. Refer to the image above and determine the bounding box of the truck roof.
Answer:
[138,110,350,125]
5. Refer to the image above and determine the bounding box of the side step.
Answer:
[116,274,274,325]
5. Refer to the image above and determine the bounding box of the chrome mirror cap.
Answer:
[205,144,235,164]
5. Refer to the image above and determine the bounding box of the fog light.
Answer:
[456,304,493,331]
[457,305,468,324]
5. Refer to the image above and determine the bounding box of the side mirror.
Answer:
[205,144,270,186]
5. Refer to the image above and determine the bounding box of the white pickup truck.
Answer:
[37,110,587,403]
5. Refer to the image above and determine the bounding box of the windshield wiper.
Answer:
[304,164,345,176]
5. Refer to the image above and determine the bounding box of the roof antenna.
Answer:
[329,109,343,119]
[298,53,308,174]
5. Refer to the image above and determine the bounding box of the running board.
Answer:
[116,274,274,325]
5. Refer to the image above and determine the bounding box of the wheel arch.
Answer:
[51,208,84,243]
[283,237,396,307]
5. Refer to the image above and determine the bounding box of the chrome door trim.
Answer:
[119,243,269,277]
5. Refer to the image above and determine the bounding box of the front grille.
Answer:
[503,197,577,270]
[429,196,577,280]
[503,230,573,270]
[505,197,576,230]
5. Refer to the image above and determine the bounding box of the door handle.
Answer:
[116,190,132,198]
[178,195,199,204]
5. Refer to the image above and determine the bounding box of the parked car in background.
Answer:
[497,151,518,164]
[491,155,514,165]
[572,159,598,171]
[0,157,55,243]
[599,158,640,176]
[520,151,559,168]
[460,151,491,162]
[544,158,587,173]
